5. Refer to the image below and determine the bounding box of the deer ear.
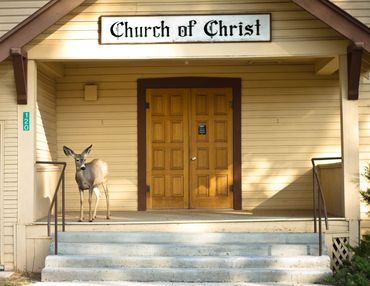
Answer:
[82,144,93,156]
[63,146,75,157]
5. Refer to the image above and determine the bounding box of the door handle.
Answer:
[191,156,197,161]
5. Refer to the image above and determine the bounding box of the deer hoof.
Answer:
[106,216,110,220]
[78,218,83,222]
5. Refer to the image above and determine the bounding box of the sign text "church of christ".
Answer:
[100,14,271,44]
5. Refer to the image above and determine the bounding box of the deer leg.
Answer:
[88,189,93,222]
[79,189,84,222]
[102,183,110,219]
[93,186,100,220]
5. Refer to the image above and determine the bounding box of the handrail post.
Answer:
[47,210,51,237]
[312,160,317,233]
[311,157,342,257]
[318,186,322,256]
[62,168,65,232]
[54,189,58,255]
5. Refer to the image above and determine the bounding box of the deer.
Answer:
[63,145,110,222]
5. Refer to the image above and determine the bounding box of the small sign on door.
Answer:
[198,123,207,135]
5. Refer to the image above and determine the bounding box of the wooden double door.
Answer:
[146,88,233,209]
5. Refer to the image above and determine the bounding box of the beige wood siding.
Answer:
[0,121,3,267]
[0,61,18,270]
[35,68,58,221]
[358,77,370,233]
[56,60,341,212]
[26,0,348,60]
[36,70,57,161]
[40,0,342,42]
[56,63,138,211]
[331,1,370,27]
[242,64,341,210]
[0,1,49,37]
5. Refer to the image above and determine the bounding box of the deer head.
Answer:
[63,144,93,171]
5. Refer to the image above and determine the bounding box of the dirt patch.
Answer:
[0,272,41,286]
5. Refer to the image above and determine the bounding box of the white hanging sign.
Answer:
[100,14,271,44]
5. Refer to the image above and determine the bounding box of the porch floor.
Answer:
[36,209,342,225]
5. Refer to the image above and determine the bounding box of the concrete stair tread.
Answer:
[34,282,332,286]
[45,254,330,269]
[54,242,323,248]
[42,267,331,283]
[53,242,324,256]
[43,266,332,272]
[57,232,320,244]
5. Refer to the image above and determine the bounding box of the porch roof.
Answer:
[0,0,369,64]
[0,0,369,104]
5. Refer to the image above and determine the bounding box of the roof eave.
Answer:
[0,0,86,63]
[292,0,370,53]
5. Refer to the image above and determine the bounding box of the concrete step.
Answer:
[45,255,330,269]
[43,231,331,283]
[51,242,323,256]
[56,232,320,245]
[35,282,332,286]
[42,267,331,283]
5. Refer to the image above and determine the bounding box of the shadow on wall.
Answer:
[249,166,345,218]
[35,164,62,221]
[249,170,314,213]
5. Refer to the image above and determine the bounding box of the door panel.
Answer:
[147,88,232,209]
[147,89,189,209]
[190,88,233,208]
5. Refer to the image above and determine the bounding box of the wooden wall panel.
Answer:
[42,0,340,42]
[36,70,57,161]
[0,1,49,37]
[56,64,138,212]
[0,61,18,270]
[358,76,370,229]
[331,1,370,27]
[24,0,351,60]
[56,60,341,212]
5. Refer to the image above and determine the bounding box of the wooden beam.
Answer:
[292,0,370,53]
[11,48,27,105]
[315,57,339,75]
[347,43,363,100]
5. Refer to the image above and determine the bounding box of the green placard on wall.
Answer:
[23,112,30,131]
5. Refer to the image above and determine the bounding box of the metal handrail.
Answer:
[36,161,66,255]
[311,157,342,255]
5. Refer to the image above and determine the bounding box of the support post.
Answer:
[16,60,37,270]
[339,55,361,246]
